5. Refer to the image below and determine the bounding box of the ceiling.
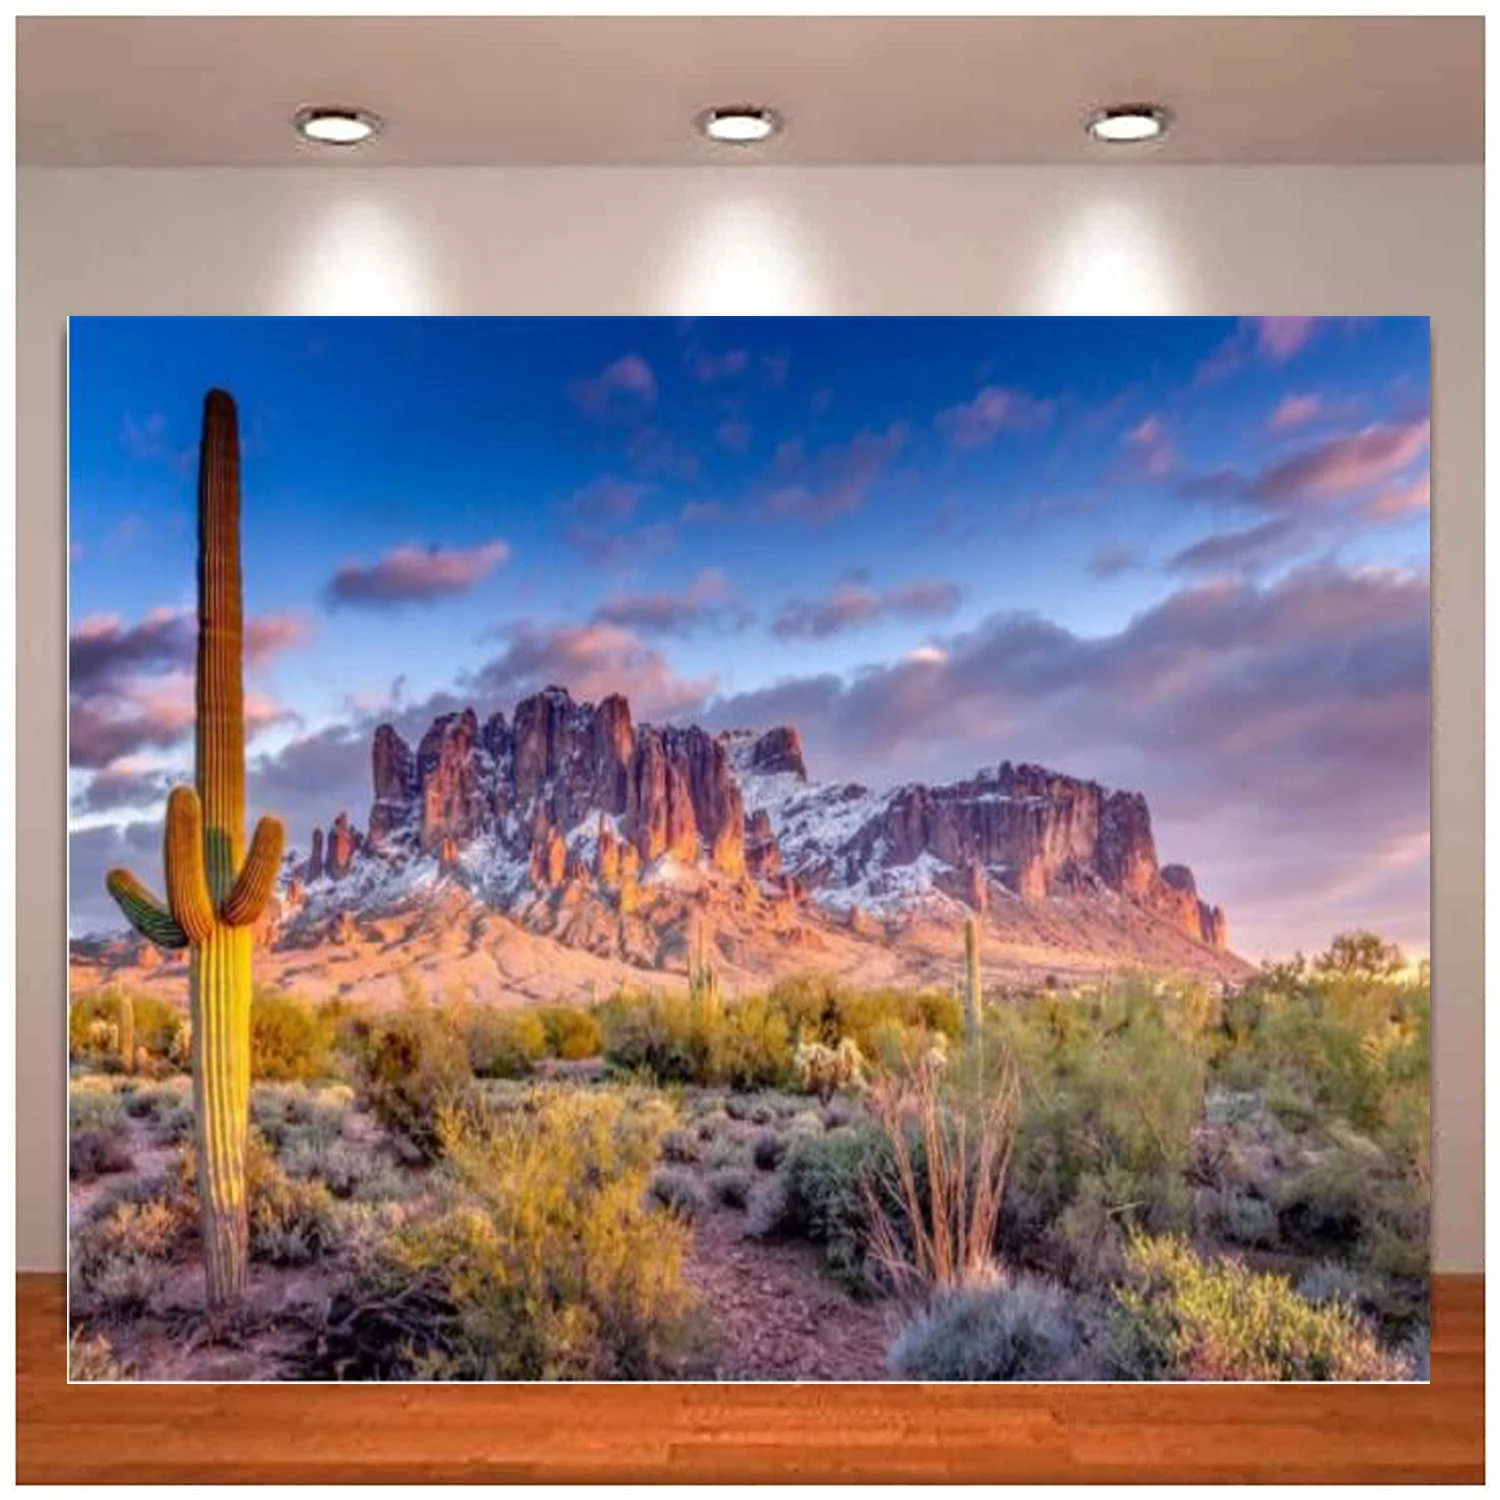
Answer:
[17,15,1484,168]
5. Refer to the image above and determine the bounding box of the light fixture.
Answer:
[293,106,383,147]
[697,105,782,145]
[1085,104,1172,145]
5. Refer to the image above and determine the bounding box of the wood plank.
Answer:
[18,1272,1482,1483]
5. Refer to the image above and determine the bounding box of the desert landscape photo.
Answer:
[67,315,1431,1382]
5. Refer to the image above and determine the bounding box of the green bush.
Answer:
[992,980,1207,1281]
[888,1277,1084,1380]
[250,988,338,1082]
[468,1008,547,1078]
[537,1005,604,1061]
[322,1087,700,1380]
[750,1126,887,1292]
[1110,1235,1409,1381]
[353,998,473,1159]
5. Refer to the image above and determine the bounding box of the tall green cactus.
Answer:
[105,390,284,1315]
[963,913,983,1046]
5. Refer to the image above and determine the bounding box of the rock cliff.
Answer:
[293,685,1232,958]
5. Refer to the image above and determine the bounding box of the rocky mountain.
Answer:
[73,685,1246,1005]
[242,684,1235,983]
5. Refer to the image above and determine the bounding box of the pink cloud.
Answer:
[1253,317,1323,363]
[772,576,961,639]
[570,475,651,522]
[715,418,753,454]
[1253,419,1430,503]
[764,424,909,523]
[592,568,749,637]
[1267,393,1324,432]
[466,621,714,719]
[326,540,511,609]
[691,348,751,383]
[1118,414,1177,479]
[1366,476,1431,520]
[571,353,658,419]
[936,386,1053,450]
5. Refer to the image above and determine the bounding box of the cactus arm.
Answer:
[221,814,285,927]
[164,787,217,945]
[105,868,188,950]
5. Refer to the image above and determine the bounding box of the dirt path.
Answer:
[683,1204,897,1381]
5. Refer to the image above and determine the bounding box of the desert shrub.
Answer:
[468,1008,547,1079]
[1109,1235,1409,1381]
[649,1165,707,1218]
[537,1004,604,1061]
[712,996,794,1090]
[280,1134,404,1202]
[1275,1132,1429,1280]
[993,981,1206,1281]
[69,1078,126,1134]
[751,1126,888,1292]
[71,1195,190,1319]
[704,1134,748,1171]
[250,1081,353,1155]
[708,1165,753,1210]
[68,1328,133,1381]
[660,1127,702,1164]
[751,1128,786,1171]
[599,989,791,1088]
[70,989,180,1069]
[353,998,473,1159]
[1195,1187,1279,1248]
[122,1080,195,1145]
[323,1087,699,1380]
[250,988,338,1082]
[1216,939,1429,1139]
[766,975,963,1059]
[888,1276,1084,1381]
[170,1131,342,1265]
[70,1129,136,1181]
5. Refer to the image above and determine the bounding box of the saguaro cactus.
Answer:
[105,390,284,1314]
[963,913,983,1045]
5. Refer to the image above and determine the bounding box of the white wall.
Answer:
[18,165,1482,1270]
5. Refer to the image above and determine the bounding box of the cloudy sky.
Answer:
[69,315,1430,959]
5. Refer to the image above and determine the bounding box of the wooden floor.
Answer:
[17,1272,1482,1483]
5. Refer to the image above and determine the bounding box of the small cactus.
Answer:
[964,913,983,1046]
[104,391,284,1316]
[117,992,135,1076]
[688,922,722,1024]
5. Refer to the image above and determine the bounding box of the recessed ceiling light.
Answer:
[293,106,383,147]
[1085,104,1172,145]
[697,105,782,145]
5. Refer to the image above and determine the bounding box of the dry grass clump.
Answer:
[863,1049,1019,1297]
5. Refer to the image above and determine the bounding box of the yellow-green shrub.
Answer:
[1111,1235,1409,1381]
[353,997,473,1158]
[468,1007,547,1078]
[338,1087,700,1379]
[250,988,338,1082]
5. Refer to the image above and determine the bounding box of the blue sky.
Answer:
[69,316,1430,958]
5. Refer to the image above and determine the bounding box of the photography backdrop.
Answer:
[18,162,1480,1271]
